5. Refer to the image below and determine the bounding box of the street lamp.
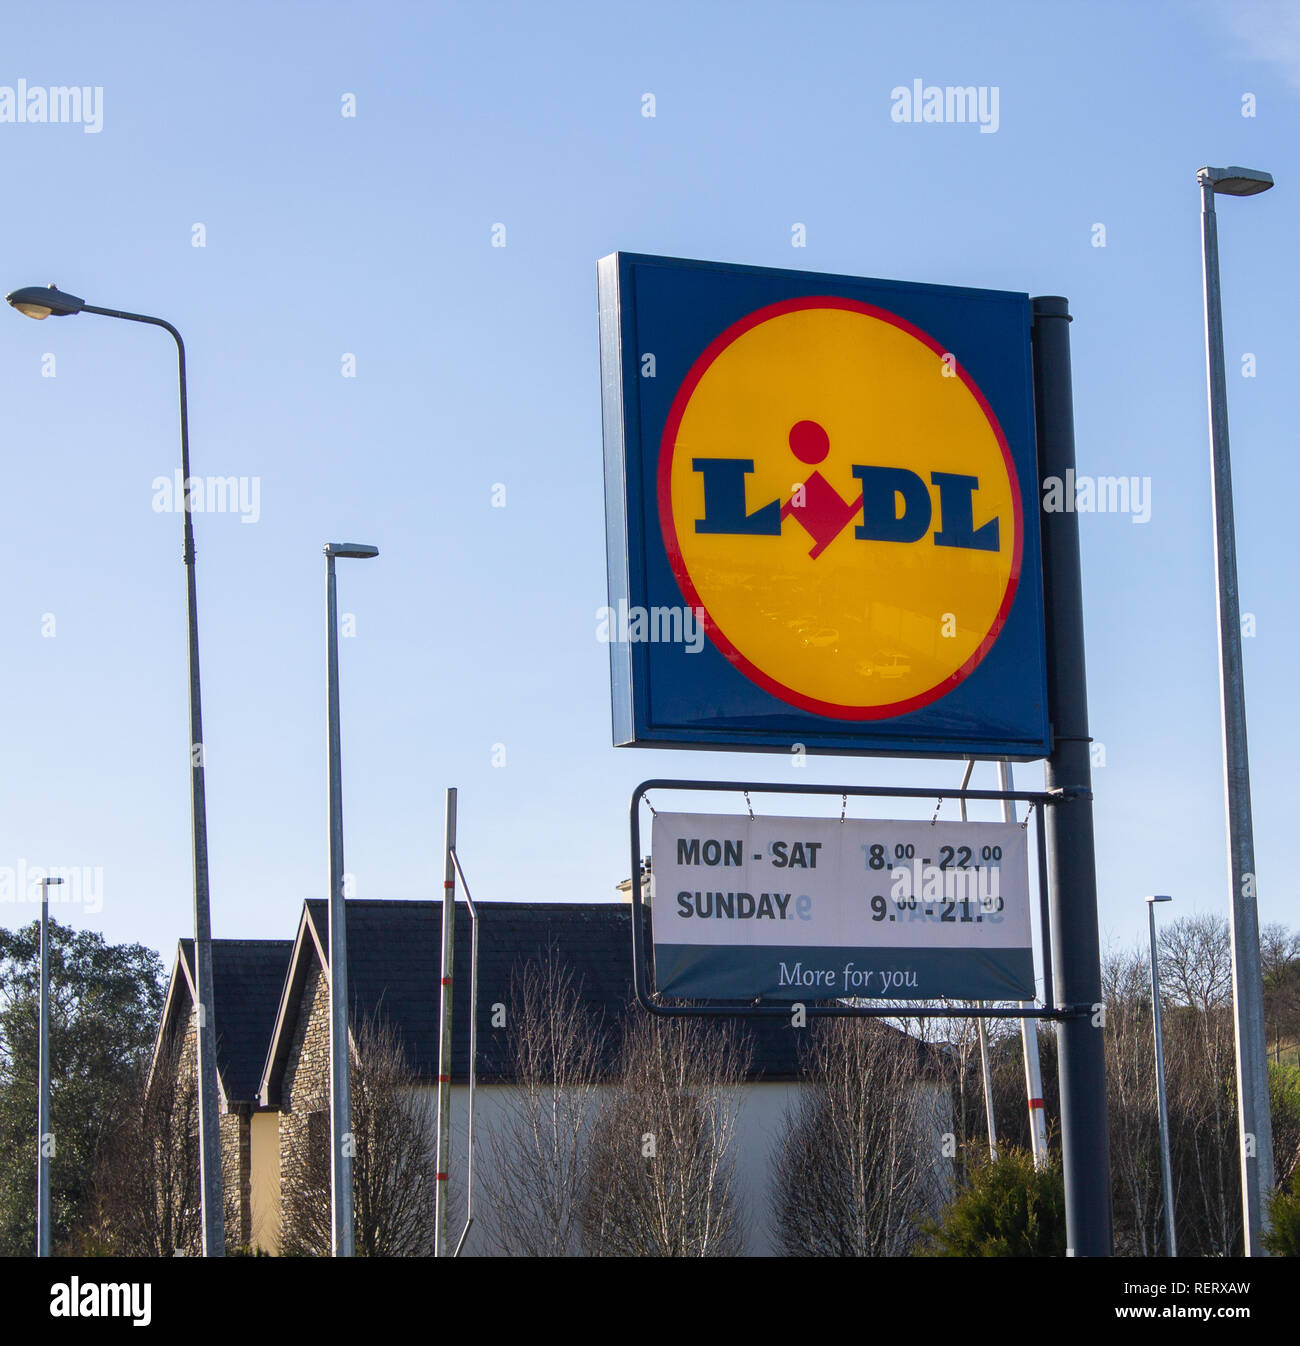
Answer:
[324,541,379,1257]
[1145,895,1176,1258]
[1196,165,1276,1256]
[37,874,65,1258]
[7,282,226,1257]
[7,284,85,319]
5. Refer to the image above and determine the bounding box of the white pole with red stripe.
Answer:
[976,1015,999,1161]
[1020,1009,1050,1167]
[960,764,999,1161]
[434,787,458,1256]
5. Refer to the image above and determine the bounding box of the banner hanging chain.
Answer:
[930,795,943,825]
[839,792,847,823]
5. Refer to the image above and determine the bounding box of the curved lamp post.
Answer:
[7,283,226,1257]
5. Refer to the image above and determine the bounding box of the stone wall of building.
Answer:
[277,957,332,1251]
[164,1003,250,1254]
[167,1016,203,1256]
[220,1110,251,1249]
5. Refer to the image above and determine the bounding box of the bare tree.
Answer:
[1164,992,1239,1255]
[1157,915,1240,1254]
[1261,923,1300,1066]
[480,948,604,1255]
[92,1039,201,1256]
[581,1013,750,1256]
[279,1075,331,1255]
[350,1016,439,1256]
[916,1011,981,1175]
[280,1015,438,1256]
[1101,920,1247,1257]
[899,1003,1025,1186]
[1158,913,1231,1014]
[772,1018,950,1256]
[1102,944,1163,1256]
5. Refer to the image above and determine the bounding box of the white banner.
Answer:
[650,811,1035,1000]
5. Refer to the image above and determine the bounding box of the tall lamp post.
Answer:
[1196,166,1276,1255]
[325,541,379,1257]
[1145,894,1176,1258]
[37,874,64,1257]
[6,283,226,1256]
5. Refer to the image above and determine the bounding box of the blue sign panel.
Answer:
[598,252,1049,759]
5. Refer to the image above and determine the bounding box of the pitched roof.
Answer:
[259,899,817,1099]
[172,938,294,1104]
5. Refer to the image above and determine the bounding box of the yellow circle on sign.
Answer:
[659,297,1023,719]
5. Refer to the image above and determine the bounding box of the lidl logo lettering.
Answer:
[692,428,999,556]
[658,296,1022,720]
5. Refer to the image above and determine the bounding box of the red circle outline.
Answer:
[656,295,1024,721]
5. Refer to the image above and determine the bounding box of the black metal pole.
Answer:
[1032,295,1112,1256]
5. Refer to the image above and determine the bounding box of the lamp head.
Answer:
[6,284,85,320]
[324,543,379,560]
[1198,166,1274,196]
[1145,894,1174,904]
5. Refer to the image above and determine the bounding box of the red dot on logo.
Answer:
[789,419,830,465]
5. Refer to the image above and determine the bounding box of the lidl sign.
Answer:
[598,254,1049,758]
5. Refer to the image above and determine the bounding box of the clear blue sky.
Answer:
[1,0,1296,974]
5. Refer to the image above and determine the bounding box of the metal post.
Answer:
[323,543,382,1256]
[435,787,458,1256]
[1147,896,1177,1257]
[1198,172,1275,1255]
[322,542,377,1257]
[37,875,63,1257]
[449,848,479,1258]
[1002,762,1050,1168]
[1032,295,1113,1256]
[177,340,225,1260]
[75,304,226,1256]
[324,552,354,1255]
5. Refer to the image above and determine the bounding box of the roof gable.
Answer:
[150,938,293,1105]
[259,899,818,1099]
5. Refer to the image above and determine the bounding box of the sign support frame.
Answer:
[628,778,1069,1021]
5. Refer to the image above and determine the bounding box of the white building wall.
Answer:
[413,1079,951,1256]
